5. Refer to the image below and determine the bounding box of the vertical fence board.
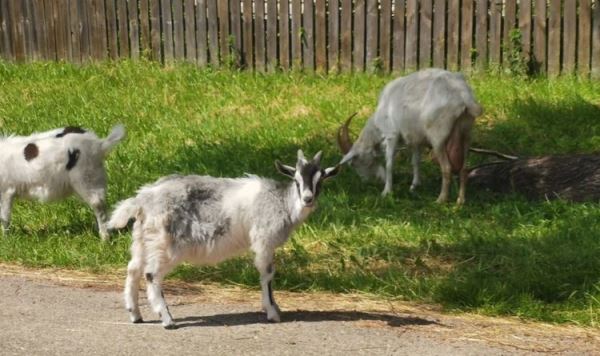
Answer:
[105,0,118,60]
[139,0,151,57]
[9,0,25,61]
[196,0,208,65]
[150,0,162,61]
[255,0,265,70]
[406,0,417,70]
[217,0,229,62]
[365,0,378,71]
[447,0,459,70]
[23,0,34,61]
[392,0,405,72]
[578,0,592,76]
[353,0,365,71]
[44,0,57,60]
[117,0,130,57]
[503,0,516,67]
[328,0,339,72]
[489,0,501,65]
[93,0,107,60]
[291,0,301,68]
[207,0,218,65]
[230,0,242,66]
[162,0,174,62]
[80,0,92,61]
[172,0,185,60]
[303,0,314,70]
[379,0,391,72]
[315,0,326,71]
[593,0,600,78]
[279,0,290,70]
[547,0,560,75]
[184,0,197,62]
[419,0,432,68]
[461,0,473,70]
[267,0,278,71]
[562,0,576,73]
[533,0,546,72]
[33,0,47,60]
[340,0,352,71]
[129,0,140,59]
[432,0,445,68]
[242,0,253,68]
[0,0,12,60]
[519,0,532,67]
[52,0,66,61]
[475,0,487,69]
[67,0,80,63]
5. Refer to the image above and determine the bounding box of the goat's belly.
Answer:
[179,230,250,265]
[20,185,72,202]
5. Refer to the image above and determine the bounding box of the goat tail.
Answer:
[101,124,127,154]
[108,197,139,230]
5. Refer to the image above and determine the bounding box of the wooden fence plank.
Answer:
[392,0,405,72]
[105,0,118,60]
[533,0,546,72]
[267,0,278,71]
[150,0,162,61]
[489,0,501,65]
[32,0,47,60]
[315,0,326,71]
[129,0,140,59]
[255,0,265,71]
[79,0,91,62]
[9,0,24,61]
[0,0,12,60]
[44,0,56,60]
[139,0,151,57]
[242,0,253,68]
[291,0,301,68]
[328,0,339,72]
[578,0,592,76]
[68,0,81,63]
[184,0,196,62]
[303,0,314,70]
[432,0,445,69]
[475,0,487,70]
[447,0,459,70]
[366,0,378,71]
[92,0,107,60]
[547,0,560,75]
[230,0,242,66]
[379,0,391,72]
[196,0,208,65]
[503,0,516,67]
[279,0,290,70]
[460,0,473,71]
[562,0,576,74]
[419,0,432,68]
[593,0,600,78]
[162,0,174,62]
[117,0,129,58]
[519,0,532,67]
[405,0,417,71]
[217,0,229,63]
[173,0,185,60]
[207,0,218,65]
[353,0,365,71]
[23,0,35,61]
[340,0,352,71]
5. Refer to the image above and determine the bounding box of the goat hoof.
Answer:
[266,309,281,323]
[132,318,143,324]
[163,323,178,330]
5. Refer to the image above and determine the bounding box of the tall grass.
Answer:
[0,60,599,325]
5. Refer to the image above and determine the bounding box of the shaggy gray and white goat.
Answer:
[108,150,340,328]
[338,68,482,204]
[0,124,126,239]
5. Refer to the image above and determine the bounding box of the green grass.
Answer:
[0,60,599,326]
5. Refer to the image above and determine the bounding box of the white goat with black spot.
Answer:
[108,150,339,329]
[0,124,126,239]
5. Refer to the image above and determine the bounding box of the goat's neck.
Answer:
[284,183,314,226]
[354,117,382,152]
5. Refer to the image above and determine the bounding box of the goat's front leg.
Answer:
[254,251,280,322]
[410,148,421,192]
[382,137,397,197]
[0,189,16,235]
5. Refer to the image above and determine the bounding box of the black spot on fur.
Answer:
[56,126,86,138]
[23,143,39,161]
[266,263,273,274]
[145,273,153,283]
[268,281,275,305]
[66,149,80,170]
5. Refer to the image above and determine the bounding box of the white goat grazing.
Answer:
[338,68,482,204]
[108,150,339,329]
[0,124,126,239]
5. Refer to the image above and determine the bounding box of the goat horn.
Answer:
[337,112,357,154]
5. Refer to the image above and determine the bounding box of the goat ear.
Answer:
[312,151,323,164]
[322,165,341,180]
[339,150,356,165]
[275,160,296,178]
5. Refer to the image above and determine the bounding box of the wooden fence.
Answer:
[1,0,599,76]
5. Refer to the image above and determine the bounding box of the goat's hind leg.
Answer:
[382,137,398,197]
[0,189,15,235]
[144,251,177,329]
[124,222,144,323]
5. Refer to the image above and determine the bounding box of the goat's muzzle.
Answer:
[337,112,357,154]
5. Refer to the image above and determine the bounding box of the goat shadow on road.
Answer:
[170,310,441,329]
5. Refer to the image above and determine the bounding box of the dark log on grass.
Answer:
[468,153,600,202]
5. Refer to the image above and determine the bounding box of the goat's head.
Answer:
[275,150,340,207]
[337,114,385,182]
